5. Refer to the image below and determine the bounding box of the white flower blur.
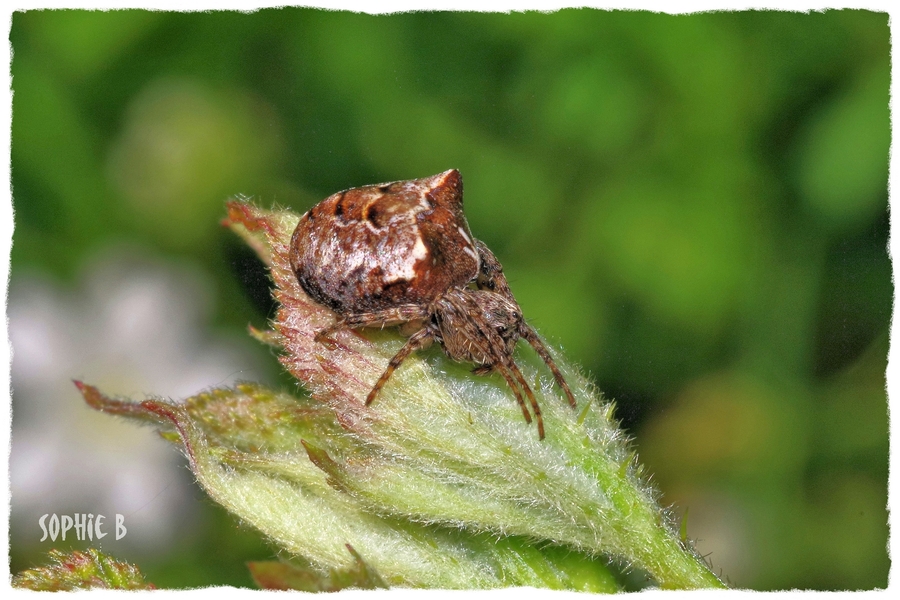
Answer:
[9,246,270,556]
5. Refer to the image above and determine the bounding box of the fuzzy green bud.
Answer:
[76,201,724,591]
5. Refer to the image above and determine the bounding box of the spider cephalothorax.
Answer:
[289,169,576,439]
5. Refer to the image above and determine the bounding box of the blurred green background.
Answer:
[9,8,890,590]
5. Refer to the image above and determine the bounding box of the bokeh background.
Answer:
[8,8,890,590]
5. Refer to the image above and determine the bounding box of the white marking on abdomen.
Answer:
[412,235,428,261]
[384,234,429,283]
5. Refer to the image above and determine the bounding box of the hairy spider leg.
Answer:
[365,327,434,406]
[481,357,534,428]
[314,304,431,342]
[311,304,432,404]
[520,325,578,409]
[446,292,543,438]
[503,357,545,440]
[475,239,577,415]
[473,239,514,297]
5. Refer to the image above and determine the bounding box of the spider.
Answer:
[289,169,576,439]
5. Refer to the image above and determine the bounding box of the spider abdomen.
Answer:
[289,169,480,313]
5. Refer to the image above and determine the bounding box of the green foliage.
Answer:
[13,549,155,591]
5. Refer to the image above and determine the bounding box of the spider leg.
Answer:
[521,325,577,409]
[435,289,543,437]
[366,327,434,405]
[315,304,431,342]
[473,239,514,298]
[504,358,545,440]
[488,361,533,426]
[455,305,537,433]
[444,300,533,427]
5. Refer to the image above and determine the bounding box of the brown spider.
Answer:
[289,169,576,439]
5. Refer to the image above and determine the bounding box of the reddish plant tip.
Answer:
[223,200,256,227]
[223,199,279,238]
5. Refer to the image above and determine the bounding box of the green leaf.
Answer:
[78,381,620,591]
